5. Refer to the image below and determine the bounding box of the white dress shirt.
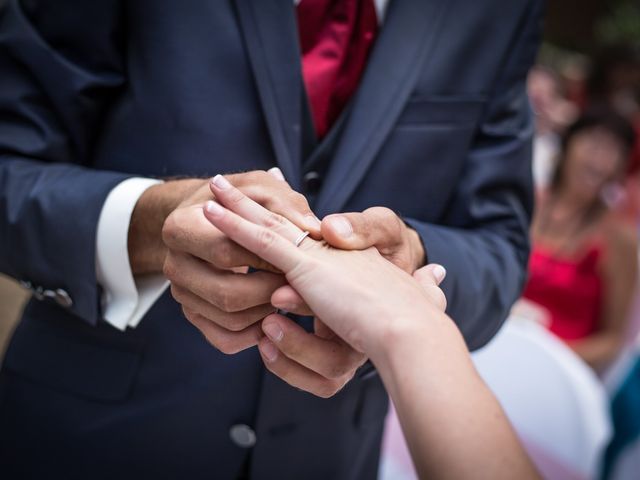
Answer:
[96,0,390,330]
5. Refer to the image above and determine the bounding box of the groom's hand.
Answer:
[162,170,320,354]
[322,208,426,273]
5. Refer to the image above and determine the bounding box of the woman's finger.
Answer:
[209,174,305,244]
[202,200,306,274]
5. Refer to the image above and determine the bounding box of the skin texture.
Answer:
[128,169,426,397]
[201,179,540,479]
[530,129,638,371]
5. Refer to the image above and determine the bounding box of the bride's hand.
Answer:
[203,175,447,357]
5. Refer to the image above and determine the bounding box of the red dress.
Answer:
[522,242,604,341]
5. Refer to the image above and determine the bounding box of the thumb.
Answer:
[413,264,447,311]
[321,207,402,251]
[413,264,447,287]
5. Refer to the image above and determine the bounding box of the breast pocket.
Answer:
[348,96,488,220]
[396,95,487,127]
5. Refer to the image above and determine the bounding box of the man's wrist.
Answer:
[128,178,206,274]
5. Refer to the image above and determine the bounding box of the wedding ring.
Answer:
[294,230,310,248]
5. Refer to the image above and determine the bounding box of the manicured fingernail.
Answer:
[268,167,286,181]
[263,322,284,342]
[260,339,279,362]
[433,265,447,284]
[211,174,231,190]
[328,216,352,238]
[204,200,224,218]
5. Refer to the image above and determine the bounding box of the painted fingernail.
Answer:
[327,216,352,238]
[204,200,224,218]
[433,265,447,284]
[263,322,284,342]
[211,174,232,190]
[268,167,286,181]
[260,339,279,362]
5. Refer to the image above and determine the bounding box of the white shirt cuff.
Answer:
[96,178,169,331]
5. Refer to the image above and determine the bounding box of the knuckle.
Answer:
[211,238,235,268]
[223,313,253,332]
[162,256,177,282]
[214,335,240,355]
[170,284,184,303]
[327,362,350,380]
[263,211,287,229]
[226,186,246,205]
[287,191,310,209]
[161,213,180,246]
[266,195,284,212]
[371,207,402,238]
[181,306,196,321]
[256,228,277,251]
[316,381,341,399]
[214,289,236,312]
[206,328,253,355]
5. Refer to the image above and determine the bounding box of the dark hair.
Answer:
[552,107,637,191]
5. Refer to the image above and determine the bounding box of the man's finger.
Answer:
[270,284,313,316]
[164,250,287,312]
[171,283,276,331]
[163,205,277,272]
[226,171,321,236]
[184,308,264,354]
[260,314,366,380]
[257,337,351,399]
[321,207,404,251]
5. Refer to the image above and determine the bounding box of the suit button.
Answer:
[303,171,322,194]
[229,424,256,448]
[53,289,73,308]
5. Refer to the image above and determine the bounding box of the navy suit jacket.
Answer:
[0,0,542,478]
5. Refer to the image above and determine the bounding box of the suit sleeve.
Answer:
[0,0,133,325]
[404,1,543,350]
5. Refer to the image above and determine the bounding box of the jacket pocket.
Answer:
[397,95,487,126]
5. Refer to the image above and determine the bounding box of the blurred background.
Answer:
[1,1,640,479]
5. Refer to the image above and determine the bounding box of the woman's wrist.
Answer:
[367,309,465,377]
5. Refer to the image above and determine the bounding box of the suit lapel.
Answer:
[234,0,303,189]
[315,0,450,215]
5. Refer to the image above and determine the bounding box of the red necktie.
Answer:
[296,0,378,138]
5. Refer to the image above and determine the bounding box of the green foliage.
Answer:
[597,2,640,46]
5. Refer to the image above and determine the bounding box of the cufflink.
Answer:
[19,281,73,308]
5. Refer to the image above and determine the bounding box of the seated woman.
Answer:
[521,108,638,372]
[202,174,540,479]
